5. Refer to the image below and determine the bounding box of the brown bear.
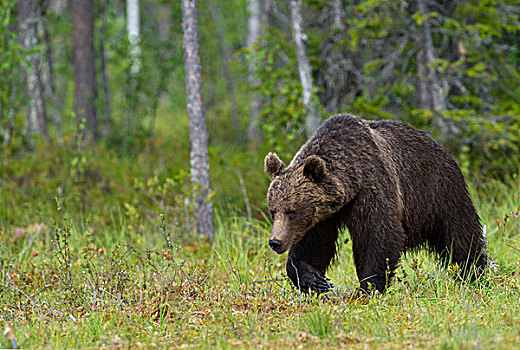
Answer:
[265,114,487,293]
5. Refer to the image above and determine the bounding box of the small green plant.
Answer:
[305,309,333,339]
[53,197,76,294]
[123,170,197,236]
[494,205,520,253]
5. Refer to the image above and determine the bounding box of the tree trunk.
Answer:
[18,0,48,139]
[416,0,445,111]
[246,0,263,144]
[4,85,16,147]
[99,0,110,138]
[289,0,321,138]
[41,0,62,140]
[182,0,215,239]
[416,31,431,109]
[332,0,345,31]
[72,0,98,141]
[127,0,141,75]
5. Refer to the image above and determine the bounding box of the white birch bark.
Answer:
[127,0,141,75]
[42,6,62,141]
[247,0,261,50]
[18,0,48,138]
[332,0,345,31]
[182,0,215,239]
[246,0,263,144]
[290,0,321,138]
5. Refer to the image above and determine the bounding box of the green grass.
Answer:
[1,140,520,349]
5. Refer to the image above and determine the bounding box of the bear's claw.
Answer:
[301,265,333,294]
[310,274,333,294]
[287,259,333,294]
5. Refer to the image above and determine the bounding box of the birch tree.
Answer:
[182,0,215,239]
[127,0,141,75]
[289,0,321,138]
[416,0,446,111]
[18,0,48,139]
[72,0,98,140]
[246,0,262,144]
[41,0,61,140]
[246,0,270,144]
[332,0,345,31]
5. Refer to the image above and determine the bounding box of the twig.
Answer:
[253,278,285,285]
[103,246,133,287]
[497,208,520,252]
[289,257,302,313]
[159,214,172,250]
[6,271,43,318]
[30,284,52,300]
[99,287,127,309]
[19,224,44,259]
[84,274,98,311]
[137,265,143,314]
[505,243,520,253]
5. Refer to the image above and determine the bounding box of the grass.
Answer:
[1,139,520,348]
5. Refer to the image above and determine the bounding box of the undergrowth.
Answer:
[1,141,519,348]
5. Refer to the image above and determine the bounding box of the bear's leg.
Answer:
[285,219,338,294]
[432,220,487,280]
[350,218,406,293]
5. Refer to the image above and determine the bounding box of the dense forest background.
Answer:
[2,0,520,218]
[1,0,520,347]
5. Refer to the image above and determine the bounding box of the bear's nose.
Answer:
[269,239,282,250]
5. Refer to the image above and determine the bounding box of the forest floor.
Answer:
[1,140,520,349]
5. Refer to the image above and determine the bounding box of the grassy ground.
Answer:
[1,139,520,349]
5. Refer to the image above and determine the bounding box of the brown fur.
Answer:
[265,114,487,293]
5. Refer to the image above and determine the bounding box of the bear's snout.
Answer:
[268,238,288,254]
[269,218,292,253]
[269,239,283,252]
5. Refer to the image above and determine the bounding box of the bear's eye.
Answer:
[286,210,297,219]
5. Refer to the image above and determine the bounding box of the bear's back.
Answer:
[366,118,472,242]
[309,115,472,243]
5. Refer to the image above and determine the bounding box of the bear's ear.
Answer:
[265,152,285,180]
[303,155,327,183]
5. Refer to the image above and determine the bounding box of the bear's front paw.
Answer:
[306,272,333,295]
[288,259,333,294]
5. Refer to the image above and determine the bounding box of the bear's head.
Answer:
[265,152,346,254]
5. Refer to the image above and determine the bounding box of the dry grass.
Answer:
[1,205,519,349]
